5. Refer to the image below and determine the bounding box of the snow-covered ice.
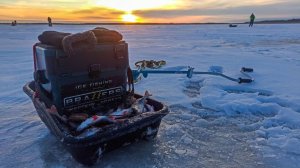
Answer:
[0,24,300,167]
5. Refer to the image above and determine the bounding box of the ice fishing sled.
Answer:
[24,28,169,165]
[23,81,168,165]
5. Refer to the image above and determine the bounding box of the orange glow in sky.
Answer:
[0,0,299,23]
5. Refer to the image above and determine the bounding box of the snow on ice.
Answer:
[0,24,300,167]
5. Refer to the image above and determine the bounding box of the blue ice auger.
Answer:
[132,67,254,84]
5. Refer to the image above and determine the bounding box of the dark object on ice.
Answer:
[38,31,71,48]
[241,67,254,73]
[11,20,17,26]
[229,24,238,27]
[132,66,254,84]
[48,17,52,27]
[34,34,129,116]
[249,13,255,27]
[23,81,169,165]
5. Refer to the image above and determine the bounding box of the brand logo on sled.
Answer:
[63,87,123,107]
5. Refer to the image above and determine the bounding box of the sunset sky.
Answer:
[0,0,299,23]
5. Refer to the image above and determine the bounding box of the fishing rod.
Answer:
[132,67,254,84]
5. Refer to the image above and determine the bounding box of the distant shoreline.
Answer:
[246,18,300,24]
[1,19,299,25]
[0,22,230,25]
[1,22,299,25]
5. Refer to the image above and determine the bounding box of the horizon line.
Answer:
[1,22,300,25]
[1,18,299,25]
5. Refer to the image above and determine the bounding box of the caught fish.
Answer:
[132,91,152,113]
[145,104,155,112]
[77,115,116,132]
[78,127,99,138]
[110,108,133,119]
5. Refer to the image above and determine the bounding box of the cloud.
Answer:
[78,16,116,21]
[71,7,125,22]
[0,5,8,9]
[179,0,284,9]
[2,0,88,8]
[71,7,123,15]
[134,1,300,22]
[0,4,126,22]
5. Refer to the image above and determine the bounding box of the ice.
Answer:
[1,24,300,167]
[208,65,223,73]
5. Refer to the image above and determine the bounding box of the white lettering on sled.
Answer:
[74,80,113,90]
[63,87,123,107]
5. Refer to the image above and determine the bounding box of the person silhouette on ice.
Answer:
[48,17,52,27]
[249,13,255,27]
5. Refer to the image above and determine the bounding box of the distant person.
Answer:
[48,17,52,27]
[11,20,17,26]
[249,13,255,27]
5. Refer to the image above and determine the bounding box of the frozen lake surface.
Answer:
[0,24,300,167]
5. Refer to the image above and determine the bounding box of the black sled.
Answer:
[23,81,169,166]
[229,24,238,27]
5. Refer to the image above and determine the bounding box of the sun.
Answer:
[92,0,181,23]
[121,13,138,22]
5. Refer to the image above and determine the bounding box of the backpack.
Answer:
[33,29,134,116]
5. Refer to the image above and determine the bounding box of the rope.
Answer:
[135,60,166,69]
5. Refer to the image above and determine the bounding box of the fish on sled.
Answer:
[23,82,168,165]
[24,28,169,165]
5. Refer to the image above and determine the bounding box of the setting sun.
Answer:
[121,13,138,22]
[0,0,298,23]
